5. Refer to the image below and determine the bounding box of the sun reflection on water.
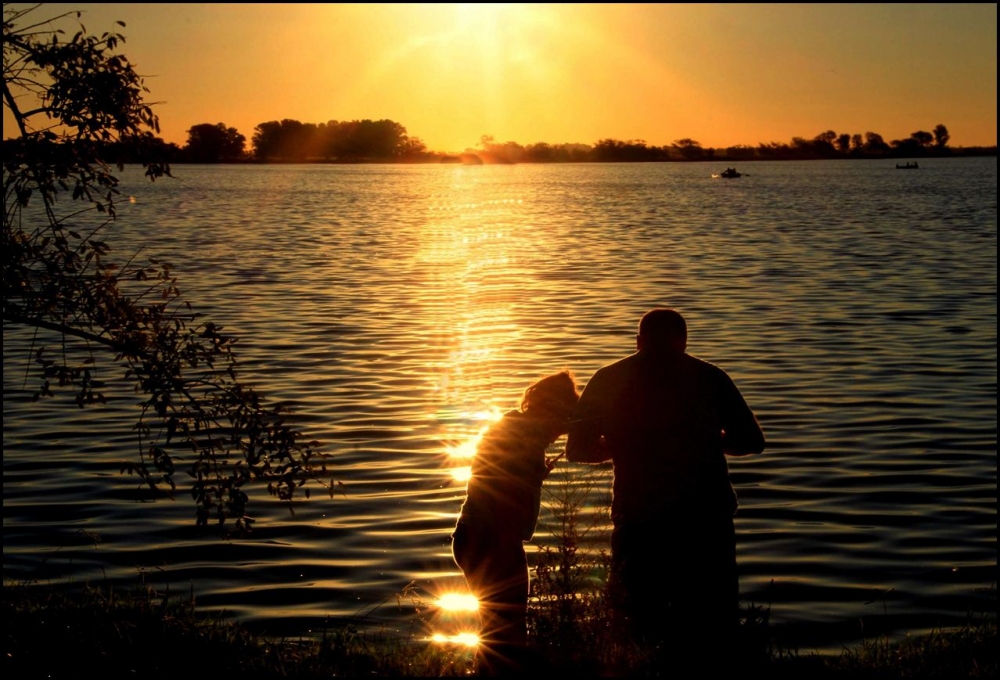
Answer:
[436,592,479,612]
[443,409,503,485]
[450,466,473,483]
[426,590,481,647]
[419,194,537,660]
[430,632,480,647]
[416,192,536,650]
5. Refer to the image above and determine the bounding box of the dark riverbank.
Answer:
[3,582,995,678]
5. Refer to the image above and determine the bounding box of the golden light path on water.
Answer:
[418,180,530,644]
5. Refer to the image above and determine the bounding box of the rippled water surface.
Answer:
[4,158,996,649]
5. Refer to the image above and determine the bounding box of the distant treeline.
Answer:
[6,119,993,165]
[457,127,995,163]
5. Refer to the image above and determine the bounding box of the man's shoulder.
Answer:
[684,352,731,377]
[595,352,642,374]
[586,353,642,386]
[683,353,746,399]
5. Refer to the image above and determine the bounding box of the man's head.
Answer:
[637,308,687,354]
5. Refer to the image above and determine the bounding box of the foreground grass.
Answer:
[3,581,995,678]
[1,582,475,678]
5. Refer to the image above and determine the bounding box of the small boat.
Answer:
[896,161,919,170]
[716,167,741,178]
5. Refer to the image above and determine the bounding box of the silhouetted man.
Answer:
[566,308,764,653]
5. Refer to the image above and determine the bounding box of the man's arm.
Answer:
[566,372,612,463]
[566,424,609,463]
[717,370,765,457]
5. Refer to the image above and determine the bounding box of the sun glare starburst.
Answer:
[436,592,479,612]
[450,466,473,483]
[445,435,482,459]
[431,632,480,647]
[444,409,501,460]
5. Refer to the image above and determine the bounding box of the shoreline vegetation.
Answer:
[5,118,993,167]
[3,580,995,678]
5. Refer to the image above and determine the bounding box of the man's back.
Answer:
[567,349,763,521]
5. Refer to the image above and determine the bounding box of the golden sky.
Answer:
[12,3,999,152]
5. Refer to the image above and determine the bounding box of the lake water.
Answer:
[3,157,996,651]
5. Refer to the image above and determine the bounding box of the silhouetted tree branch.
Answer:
[3,4,331,531]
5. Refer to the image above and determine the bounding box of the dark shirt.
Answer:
[459,410,553,542]
[566,350,764,522]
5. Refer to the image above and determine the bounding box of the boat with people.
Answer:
[716,167,741,178]
[896,161,919,169]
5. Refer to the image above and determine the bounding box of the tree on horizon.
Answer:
[185,122,246,162]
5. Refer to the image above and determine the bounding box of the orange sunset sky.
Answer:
[11,3,999,152]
